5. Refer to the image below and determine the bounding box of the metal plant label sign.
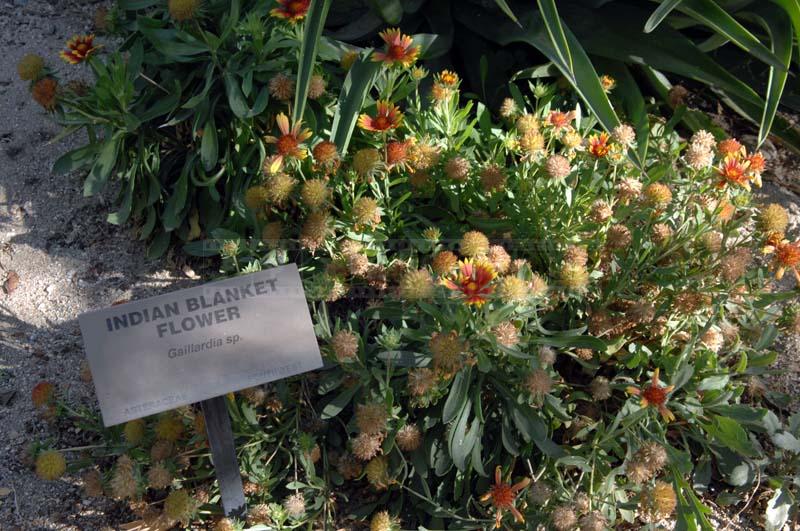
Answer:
[79,264,322,427]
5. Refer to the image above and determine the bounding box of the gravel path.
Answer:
[0,2,797,530]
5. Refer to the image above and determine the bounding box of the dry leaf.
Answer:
[4,270,19,294]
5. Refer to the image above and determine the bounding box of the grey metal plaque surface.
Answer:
[79,264,322,426]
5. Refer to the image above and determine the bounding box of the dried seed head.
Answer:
[83,469,104,497]
[480,164,507,193]
[155,414,184,442]
[32,78,58,110]
[408,368,436,397]
[492,321,519,347]
[164,489,196,525]
[643,183,672,208]
[551,505,578,531]
[700,327,723,353]
[590,200,613,223]
[352,432,383,461]
[432,251,458,276]
[525,368,552,398]
[110,455,137,499]
[757,204,789,234]
[529,273,549,297]
[700,231,723,253]
[617,178,642,204]
[308,74,327,100]
[365,456,391,489]
[241,386,266,406]
[538,346,556,366]
[356,403,388,435]
[651,223,672,245]
[408,140,440,171]
[460,231,490,257]
[261,221,283,249]
[528,481,552,504]
[244,186,269,210]
[488,245,511,274]
[499,97,518,118]
[626,461,652,484]
[612,123,636,147]
[312,140,339,171]
[560,263,589,291]
[430,331,465,375]
[574,493,591,515]
[300,211,330,252]
[564,245,588,267]
[546,154,572,180]
[637,441,669,474]
[516,114,539,135]
[399,269,435,301]
[353,148,383,179]
[590,376,612,401]
[301,179,329,210]
[147,462,173,490]
[35,450,66,481]
[337,452,363,479]
[150,440,174,462]
[331,330,358,362]
[445,156,470,181]
[352,197,381,229]
[17,54,44,81]
[268,73,295,101]
[396,424,422,452]
[498,276,529,303]
[575,348,594,361]
[606,224,632,250]
[578,510,608,531]
[685,145,714,170]
[266,172,296,204]
[640,481,677,522]
[284,492,306,518]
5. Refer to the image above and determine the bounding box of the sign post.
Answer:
[78,264,322,518]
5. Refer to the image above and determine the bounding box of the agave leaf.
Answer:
[493,0,521,27]
[366,0,403,24]
[678,0,786,70]
[743,5,793,146]
[770,0,800,67]
[537,0,573,72]
[293,0,333,124]
[644,0,684,33]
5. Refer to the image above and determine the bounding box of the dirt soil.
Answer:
[0,1,798,530]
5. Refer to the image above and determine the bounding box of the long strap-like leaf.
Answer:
[537,0,573,73]
[644,0,684,33]
[293,0,332,124]
[330,56,381,154]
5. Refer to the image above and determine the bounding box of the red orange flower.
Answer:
[627,368,675,422]
[547,110,575,131]
[264,113,312,173]
[480,466,531,528]
[270,0,310,23]
[358,100,403,132]
[60,34,99,64]
[442,259,496,306]
[588,132,611,159]
[717,138,743,157]
[717,156,750,189]
[373,28,419,68]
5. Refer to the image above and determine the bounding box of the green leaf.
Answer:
[162,156,193,231]
[765,487,793,531]
[107,175,135,225]
[118,0,158,9]
[771,0,800,67]
[493,0,521,26]
[367,0,403,24]
[443,369,471,424]
[223,73,269,119]
[320,383,360,419]
[293,0,332,124]
[52,143,98,175]
[645,0,684,33]
[537,0,573,72]
[749,5,794,146]
[146,230,170,259]
[448,398,475,471]
[679,0,786,70]
[697,374,729,391]
[330,56,381,154]
[200,115,218,171]
[84,133,122,197]
[704,415,759,457]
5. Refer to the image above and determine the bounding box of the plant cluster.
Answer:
[18,1,800,530]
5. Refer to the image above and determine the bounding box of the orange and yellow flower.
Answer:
[480,466,531,528]
[717,156,750,189]
[627,368,675,422]
[270,0,310,23]
[264,113,312,173]
[765,238,800,282]
[588,132,611,159]
[60,34,99,64]
[358,100,403,132]
[442,259,496,306]
[372,28,419,68]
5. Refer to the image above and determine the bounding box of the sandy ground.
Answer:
[0,2,797,530]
